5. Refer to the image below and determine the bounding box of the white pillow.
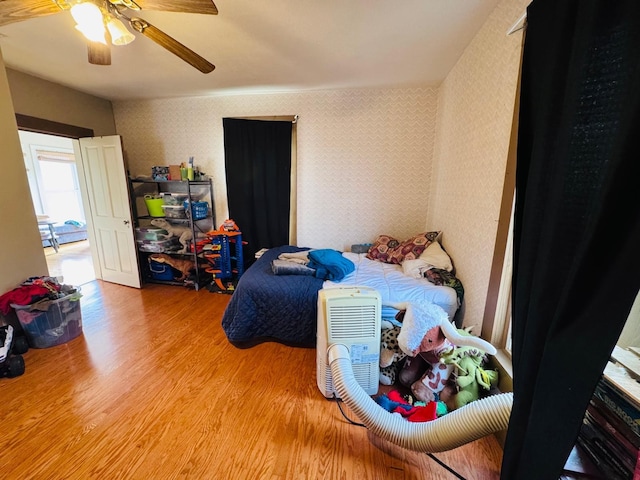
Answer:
[402,259,432,279]
[418,241,453,272]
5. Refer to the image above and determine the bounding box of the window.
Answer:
[36,153,85,223]
[491,197,514,358]
[20,130,86,225]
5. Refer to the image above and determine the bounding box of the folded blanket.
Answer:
[307,249,355,281]
[271,259,316,276]
[278,250,311,265]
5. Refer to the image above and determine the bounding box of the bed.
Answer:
[221,243,461,348]
[41,220,88,248]
[221,246,324,347]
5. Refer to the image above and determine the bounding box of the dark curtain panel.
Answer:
[223,118,292,267]
[501,1,640,478]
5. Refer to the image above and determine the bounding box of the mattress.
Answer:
[221,247,460,348]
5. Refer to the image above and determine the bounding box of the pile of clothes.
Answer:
[0,276,74,315]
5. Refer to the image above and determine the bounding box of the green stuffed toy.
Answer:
[438,344,499,411]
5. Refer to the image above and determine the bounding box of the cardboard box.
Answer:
[169,165,181,181]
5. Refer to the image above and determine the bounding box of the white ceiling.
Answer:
[0,0,499,101]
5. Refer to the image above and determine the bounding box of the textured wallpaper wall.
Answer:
[113,0,527,329]
[113,87,438,251]
[429,0,529,329]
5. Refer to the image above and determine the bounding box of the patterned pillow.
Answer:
[366,234,400,263]
[367,231,440,264]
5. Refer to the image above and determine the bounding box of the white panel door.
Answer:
[75,136,140,288]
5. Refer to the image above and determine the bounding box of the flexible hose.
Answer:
[328,343,513,453]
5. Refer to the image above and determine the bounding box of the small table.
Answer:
[37,217,60,253]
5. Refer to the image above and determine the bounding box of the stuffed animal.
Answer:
[408,326,473,403]
[408,356,456,403]
[387,301,497,404]
[148,253,195,281]
[438,344,499,411]
[398,327,453,386]
[379,323,407,386]
[150,218,206,253]
[394,302,455,398]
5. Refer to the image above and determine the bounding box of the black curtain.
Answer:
[501,1,640,478]
[223,118,292,267]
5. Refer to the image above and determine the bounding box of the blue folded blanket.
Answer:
[271,259,316,276]
[307,249,355,281]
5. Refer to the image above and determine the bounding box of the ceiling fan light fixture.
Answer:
[75,23,107,44]
[106,17,135,45]
[70,2,103,25]
[71,2,107,44]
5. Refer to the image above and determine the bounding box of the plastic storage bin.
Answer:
[161,193,189,206]
[11,290,83,348]
[135,227,169,241]
[161,205,187,219]
[185,201,209,220]
[144,196,165,217]
[149,260,175,280]
[136,237,179,253]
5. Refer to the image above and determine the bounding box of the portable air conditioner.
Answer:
[316,287,381,398]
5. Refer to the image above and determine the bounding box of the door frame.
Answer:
[17,114,115,283]
[16,114,94,139]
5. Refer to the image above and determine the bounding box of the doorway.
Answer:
[19,130,96,286]
[223,116,297,268]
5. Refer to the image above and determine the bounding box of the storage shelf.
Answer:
[130,179,210,185]
[129,176,215,291]
[136,215,212,222]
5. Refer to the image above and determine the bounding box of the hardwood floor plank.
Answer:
[0,280,503,479]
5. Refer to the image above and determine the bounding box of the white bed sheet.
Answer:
[323,252,459,320]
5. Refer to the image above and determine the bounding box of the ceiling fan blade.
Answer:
[86,27,111,66]
[122,0,217,15]
[0,0,61,27]
[87,41,112,66]
[130,18,215,73]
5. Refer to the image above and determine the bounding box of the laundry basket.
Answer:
[11,288,83,348]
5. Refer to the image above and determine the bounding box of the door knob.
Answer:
[123,220,130,226]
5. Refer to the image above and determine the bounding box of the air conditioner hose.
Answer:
[328,343,513,453]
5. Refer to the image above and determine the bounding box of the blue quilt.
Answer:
[221,245,325,348]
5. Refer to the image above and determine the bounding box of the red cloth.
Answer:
[407,401,438,422]
[0,285,55,315]
[388,389,438,422]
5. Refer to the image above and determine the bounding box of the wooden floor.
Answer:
[0,281,503,479]
[44,240,95,286]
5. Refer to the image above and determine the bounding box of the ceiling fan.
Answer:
[0,0,217,73]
